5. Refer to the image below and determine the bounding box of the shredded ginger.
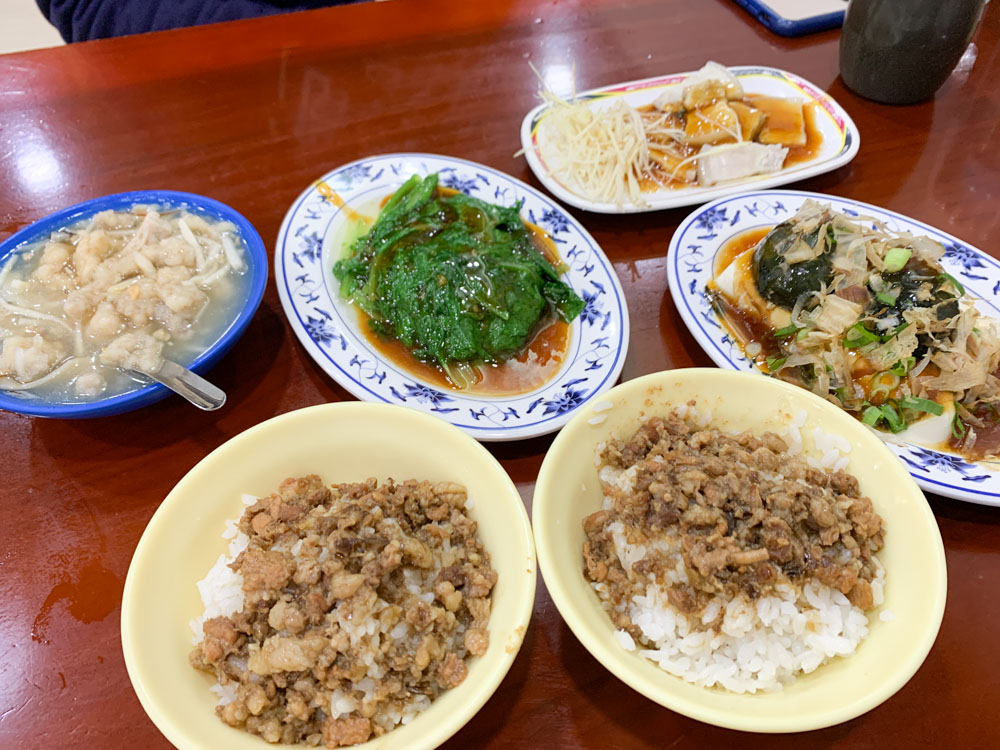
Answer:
[537,91,652,207]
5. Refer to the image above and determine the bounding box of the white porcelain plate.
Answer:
[668,189,1000,506]
[275,153,630,442]
[520,65,859,214]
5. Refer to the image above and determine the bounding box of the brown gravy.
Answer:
[780,102,822,167]
[714,226,772,276]
[710,227,780,368]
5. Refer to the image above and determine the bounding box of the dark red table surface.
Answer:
[1,1,998,747]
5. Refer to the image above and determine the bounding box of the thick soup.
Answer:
[0,205,250,403]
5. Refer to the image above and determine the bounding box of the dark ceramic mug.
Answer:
[840,0,987,105]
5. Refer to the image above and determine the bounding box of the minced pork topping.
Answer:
[190,475,496,747]
[583,411,885,636]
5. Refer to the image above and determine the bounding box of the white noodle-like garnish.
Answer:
[179,218,207,271]
[0,299,76,334]
[221,234,245,272]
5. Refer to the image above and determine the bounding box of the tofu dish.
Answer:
[190,475,497,748]
[709,200,1000,460]
[0,205,248,402]
[535,61,819,206]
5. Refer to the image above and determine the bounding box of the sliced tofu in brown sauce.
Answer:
[748,95,806,147]
[729,101,767,142]
[648,149,697,184]
[683,79,733,110]
[682,100,740,146]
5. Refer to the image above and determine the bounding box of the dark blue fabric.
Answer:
[36,0,359,43]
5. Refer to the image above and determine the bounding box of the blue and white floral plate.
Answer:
[275,153,630,442]
[667,189,1000,506]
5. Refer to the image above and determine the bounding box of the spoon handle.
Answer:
[147,359,227,411]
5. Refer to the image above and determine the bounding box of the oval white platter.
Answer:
[275,153,630,442]
[667,189,1000,506]
[520,65,860,214]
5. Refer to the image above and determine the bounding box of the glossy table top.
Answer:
[1,0,998,747]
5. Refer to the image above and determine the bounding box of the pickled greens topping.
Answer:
[333,174,584,383]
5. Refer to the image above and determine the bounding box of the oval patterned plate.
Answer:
[276,153,630,442]
[520,65,859,214]
[667,189,1000,506]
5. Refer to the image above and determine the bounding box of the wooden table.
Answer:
[2,1,998,747]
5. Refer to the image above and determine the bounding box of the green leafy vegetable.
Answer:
[899,396,944,416]
[844,323,879,348]
[883,247,912,272]
[879,402,906,433]
[773,324,799,337]
[844,321,909,348]
[333,174,585,377]
[936,272,965,296]
[861,405,883,426]
[765,355,786,371]
[952,412,966,440]
[890,357,916,376]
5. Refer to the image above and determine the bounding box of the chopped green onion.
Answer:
[773,324,799,338]
[890,357,916,376]
[936,272,965,296]
[765,355,787,371]
[883,247,912,272]
[879,402,906,433]
[844,323,879,348]
[952,412,966,440]
[797,327,810,340]
[861,406,883,426]
[899,396,944,416]
[876,292,898,306]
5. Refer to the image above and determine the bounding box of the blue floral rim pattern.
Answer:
[274,154,630,442]
[667,189,1000,506]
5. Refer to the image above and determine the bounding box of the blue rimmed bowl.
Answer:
[0,190,268,418]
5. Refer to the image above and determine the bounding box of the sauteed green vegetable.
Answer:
[334,174,584,387]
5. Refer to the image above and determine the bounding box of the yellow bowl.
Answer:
[533,368,947,732]
[122,402,536,749]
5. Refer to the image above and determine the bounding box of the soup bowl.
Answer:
[0,189,268,418]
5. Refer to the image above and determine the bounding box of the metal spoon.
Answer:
[131,358,227,411]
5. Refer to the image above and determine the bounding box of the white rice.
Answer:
[189,493,258,645]
[595,408,888,693]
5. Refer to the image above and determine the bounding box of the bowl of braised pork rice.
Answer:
[533,368,946,732]
[122,402,536,750]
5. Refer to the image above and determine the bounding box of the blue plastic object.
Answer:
[0,190,268,418]
[732,0,845,37]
